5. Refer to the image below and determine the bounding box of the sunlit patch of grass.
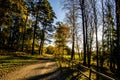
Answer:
[43,53,53,57]
[0,52,43,77]
[0,57,39,69]
[63,55,71,59]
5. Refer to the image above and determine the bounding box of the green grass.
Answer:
[0,55,41,67]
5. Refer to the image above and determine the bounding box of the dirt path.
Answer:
[0,57,61,80]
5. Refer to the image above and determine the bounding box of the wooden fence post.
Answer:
[89,69,91,80]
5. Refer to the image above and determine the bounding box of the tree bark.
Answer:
[32,12,38,55]
[39,31,45,55]
[115,0,120,75]
[100,0,105,72]
[71,0,75,60]
[79,0,86,65]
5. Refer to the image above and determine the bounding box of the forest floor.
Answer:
[0,56,62,80]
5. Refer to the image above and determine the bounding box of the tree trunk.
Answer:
[100,0,105,72]
[71,0,75,60]
[85,12,89,67]
[39,40,42,55]
[88,17,94,68]
[79,0,86,65]
[93,0,99,72]
[76,34,80,60]
[115,0,120,75]
[39,27,45,55]
[71,31,75,60]
[32,12,38,55]
[39,39,44,55]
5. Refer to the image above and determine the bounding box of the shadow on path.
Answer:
[26,67,74,80]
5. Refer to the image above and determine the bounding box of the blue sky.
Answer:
[48,0,65,23]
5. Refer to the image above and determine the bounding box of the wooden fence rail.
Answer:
[60,58,115,80]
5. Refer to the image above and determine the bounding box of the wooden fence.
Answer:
[59,58,115,80]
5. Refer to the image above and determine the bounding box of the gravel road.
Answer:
[0,57,61,80]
